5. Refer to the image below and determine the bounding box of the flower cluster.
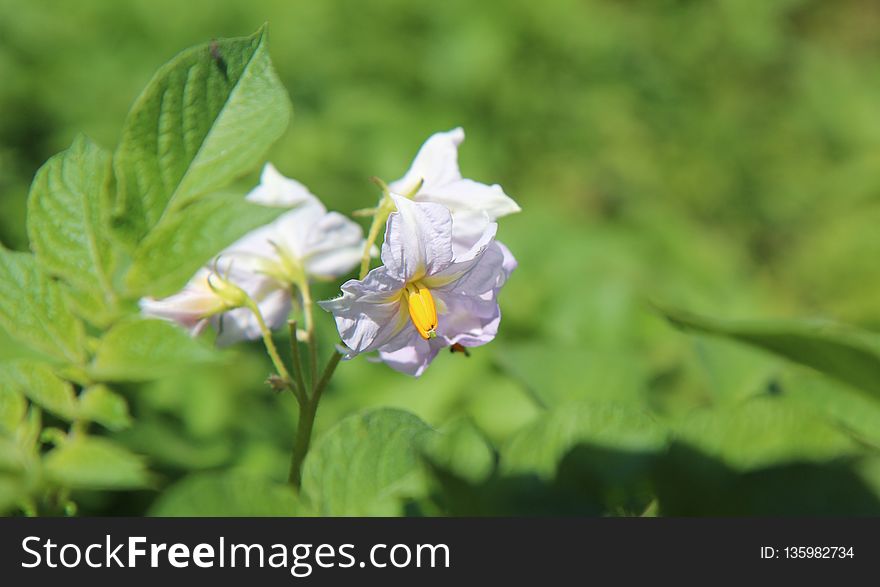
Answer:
[141,128,520,377]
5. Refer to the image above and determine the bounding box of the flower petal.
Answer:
[389,127,465,195]
[434,290,500,348]
[419,178,520,223]
[377,332,444,377]
[318,268,411,354]
[382,194,454,281]
[247,163,320,208]
[495,240,518,289]
[139,269,223,333]
[302,211,365,279]
[423,223,504,297]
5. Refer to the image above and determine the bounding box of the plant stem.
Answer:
[358,190,395,280]
[287,320,307,400]
[248,300,293,386]
[288,350,343,488]
[299,280,318,389]
[288,396,315,488]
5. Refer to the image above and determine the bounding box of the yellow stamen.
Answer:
[403,282,437,340]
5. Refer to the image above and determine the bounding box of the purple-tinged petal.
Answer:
[377,332,445,377]
[434,290,501,348]
[423,225,504,298]
[318,267,410,354]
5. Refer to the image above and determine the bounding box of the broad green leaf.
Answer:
[124,191,284,297]
[301,408,435,516]
[688,337,779,404]
[149,471,299,516]
[89,318,218,382]
[0,384,26,435]
[113,27,292,241]
[0,360,77,421]
[78,385,132,431]
[422,418,495,484]
[776,372,880,449]
[27,135,121,325]
[0,249,86,364]
[502,401,667,479]
[671,397,859,471]
[661,306,880,402]
[44,437,150,490]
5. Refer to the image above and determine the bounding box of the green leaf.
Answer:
[113,27,292,241]
[671,397,859,471]
[0,360,77,421]
[78,385,132,431]
[502,401,667,479]
[661,306,880,402]
[124,191,284,297]
[0,384,26,435]
[44,437,150,490]
[27,135,121,325]
[301,408,435,516]
[422,418,495,484]
[149,471,299,516]
[0,249,86,364]
[771,372,880,449]
[89,318,218,382]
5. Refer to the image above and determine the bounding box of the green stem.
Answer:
[288,320,307,401]
[299,280,318,389]
[288,398,315,488]
[359,190,396,280]
[288,350,343,488]
[248,300,292,385]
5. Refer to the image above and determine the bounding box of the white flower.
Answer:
[320,195,511,376]
[227,164,366,286]
[389,127,521,250]
[140,267,290,347]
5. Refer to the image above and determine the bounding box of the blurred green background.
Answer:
[4,0,880,515]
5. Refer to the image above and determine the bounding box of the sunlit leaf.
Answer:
[27,135,122,326]
[301,408,434,515]
[113,27,292,241]
[78,385,132,431]
[44,437,150,490]
[0,360,77,421]
[0,249,86,364]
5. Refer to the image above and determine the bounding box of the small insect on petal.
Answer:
[403,282,437,340]
[449,343,470,357]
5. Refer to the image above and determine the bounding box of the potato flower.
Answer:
[320,195,511,376]
[139,266,290,346]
